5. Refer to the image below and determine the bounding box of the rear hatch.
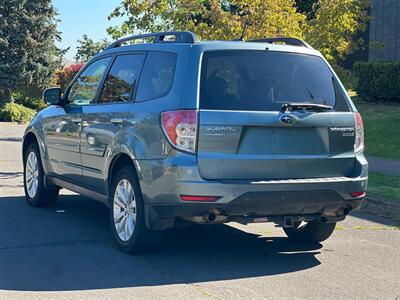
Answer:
[197,50,356,180]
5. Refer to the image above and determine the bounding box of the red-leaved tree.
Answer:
[51,63,84,91]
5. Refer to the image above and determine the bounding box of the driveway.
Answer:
[0,122,399,299]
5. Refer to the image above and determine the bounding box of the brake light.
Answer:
[354,112,364,153]
[161,110,197,153]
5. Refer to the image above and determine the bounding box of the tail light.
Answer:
[161,110,197,153]
[349,191,366,198]
[354,112,364,153]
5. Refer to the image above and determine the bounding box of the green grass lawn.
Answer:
[352,97,400,160]
[367,172,400,203]
[350,96,400,204]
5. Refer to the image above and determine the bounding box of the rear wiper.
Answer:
[280,103,334,113]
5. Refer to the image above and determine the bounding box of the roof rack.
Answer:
[248,37,312,49]
[105,31,198,50]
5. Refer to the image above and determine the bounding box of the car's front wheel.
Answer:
[283,220,336,243]
[24,142,59,207]
[110,166,158,253]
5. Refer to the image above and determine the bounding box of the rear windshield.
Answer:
[200,51,349,111]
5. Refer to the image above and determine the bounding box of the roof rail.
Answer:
[248,37,312,49]
[105,31,198,50]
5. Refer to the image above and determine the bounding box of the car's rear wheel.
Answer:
[283,220,336,243]
[24,142,59,207]
[110,166,158,253]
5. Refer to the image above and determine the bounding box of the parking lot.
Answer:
[0,123,399,299]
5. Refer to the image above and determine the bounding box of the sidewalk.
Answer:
[0,122,25,140]
[367,155,400,176]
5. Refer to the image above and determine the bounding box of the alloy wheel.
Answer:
[113,179,137,241]
[25,151,39,198]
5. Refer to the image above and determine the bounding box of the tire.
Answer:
[23,142,59,207]
[283,221,336,243]
[109,166,158,254]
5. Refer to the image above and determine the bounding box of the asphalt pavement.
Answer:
[0,122,399,299]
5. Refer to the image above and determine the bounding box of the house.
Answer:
[369,0,400,61]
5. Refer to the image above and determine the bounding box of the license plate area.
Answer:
[238,126,329,156]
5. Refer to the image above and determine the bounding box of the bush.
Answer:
[353,61,400,103]
[0,102,36,124]
[13,92,47,111]
[332,64,357,91]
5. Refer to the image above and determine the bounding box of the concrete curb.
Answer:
[361,196,400,222]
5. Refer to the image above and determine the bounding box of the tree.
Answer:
[107,0,306,41]
[304,0,370,64]
[51,63,84,91]
[295,0,319,20]
[0,0,65,105]
[107,0,369,67]
[75,35,109,62]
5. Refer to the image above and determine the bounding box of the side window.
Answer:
[136,52,177,102]
[99,54,145,103]
[68,57,111,105]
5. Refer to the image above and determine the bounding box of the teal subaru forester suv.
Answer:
[22,31,368,253]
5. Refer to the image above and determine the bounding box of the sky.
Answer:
[53,0,126,61]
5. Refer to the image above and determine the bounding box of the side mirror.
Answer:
[43,88,62,106]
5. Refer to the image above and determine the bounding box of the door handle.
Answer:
[71,118,82,124]
[110,118,124,125]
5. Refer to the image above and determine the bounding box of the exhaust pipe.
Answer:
[182,212,228,224]
[207,214,216,222]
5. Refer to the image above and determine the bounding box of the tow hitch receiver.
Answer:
[283,216,294,228]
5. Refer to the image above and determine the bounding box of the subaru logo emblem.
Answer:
[280,114,295,124]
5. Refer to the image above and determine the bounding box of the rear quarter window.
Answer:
[136,51,177,102]
[200,51,349,112]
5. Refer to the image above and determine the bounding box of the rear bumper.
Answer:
[148,190,363,217]
[137,152,368,229]
[145,189,364,230]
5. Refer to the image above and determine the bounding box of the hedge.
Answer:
[0,102,36,124]
[353,61,400,103]
[333,64,357,91]
[13,92,47,111]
